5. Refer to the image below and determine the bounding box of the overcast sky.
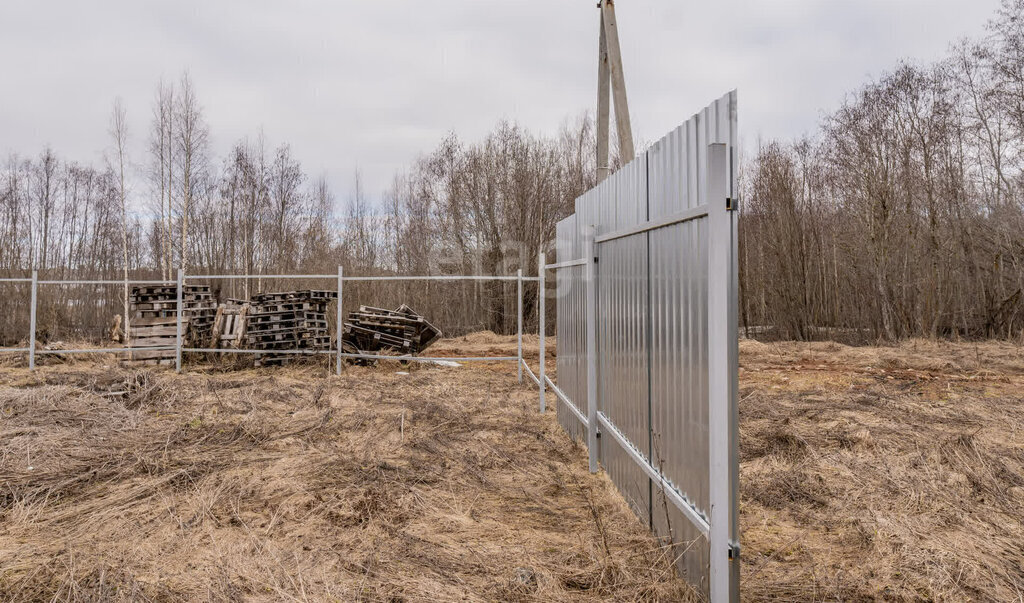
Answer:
[0,0,1001,206]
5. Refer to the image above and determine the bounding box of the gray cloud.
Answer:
[0,0,1001,205]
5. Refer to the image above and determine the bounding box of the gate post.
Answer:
[28,269,37,371]
[538,251,546,412]
[175,268,184,373]
[517,268,523,383]
[336,265,344,375]
[707,143,739,602]
[584,225,598,473]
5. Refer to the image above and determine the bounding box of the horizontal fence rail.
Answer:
[596,411,710,536]
[36,347,178,355]
[38,279,177,286]
[544,259,587,271]
[593,204,709,244]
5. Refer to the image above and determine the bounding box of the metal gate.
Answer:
[547,91,738,601]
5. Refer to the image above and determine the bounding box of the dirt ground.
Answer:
[2,334,1023,601]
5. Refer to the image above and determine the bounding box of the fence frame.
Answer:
[3,270,541,375]
[540,142,739,602]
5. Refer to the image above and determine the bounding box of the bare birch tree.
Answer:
[175,72,208,273]
[109,98,130,339]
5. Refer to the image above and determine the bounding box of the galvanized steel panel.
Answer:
[552,91,737,600]
[647,91,735,519]
[555,214,586,442]
[591,154,651,519]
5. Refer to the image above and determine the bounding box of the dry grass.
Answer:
[740,338,1024,601]
[4,334,1023,601]
[0,340,694,602]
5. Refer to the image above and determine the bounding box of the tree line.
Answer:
[4,1,1024,345]
[0,71,600,343]
[741,0,1024,341]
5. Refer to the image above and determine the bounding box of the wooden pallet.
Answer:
[243,291,337,366]
[340,304,440,359]
[211,303,249,348]
[125,284,215,365]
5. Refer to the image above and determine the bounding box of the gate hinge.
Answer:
[728,541,741,560]
[725,197,736,211]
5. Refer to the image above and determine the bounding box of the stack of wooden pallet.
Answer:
[247,290,336,366]
[186,294,218,347]
[126,285,214,365]
[342,304,441,358]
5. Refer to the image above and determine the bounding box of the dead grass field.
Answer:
[740,338,1024,602]
[0,336,695,602]
[2,334,1023,601]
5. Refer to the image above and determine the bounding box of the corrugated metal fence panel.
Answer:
[565,183,599,437]
[647,90,736,596]
[555,214,585,442]
[648,90,735,509]
[552,90,736,600]
[594,155,650,519]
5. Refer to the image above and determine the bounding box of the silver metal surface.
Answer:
[554,214,587,444]
[336,265,343,376]
[37,347,176,355]
[595,204,709,244]
[597,411,710,537]
[343,275,536,282]
[727,102,742,598]
[185,274,337,280]
[650,218,709,514]
[0,278,32,282]
[538,251,547,413]
[184,348,332,355]
[520,359,541,387]
[707,143,739,600]
[38,279,175,285]
[338,353,517,363]
[184,274,536,282]
[544,259,586,270]
[599,154,651,519]
[551,91,738,601]
[584,225,598,474]
[175,268,184,373]
[544,375,588,427]
[29,270,37,370]
[517,269,523,383]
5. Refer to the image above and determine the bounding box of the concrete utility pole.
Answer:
[596,0,635,183]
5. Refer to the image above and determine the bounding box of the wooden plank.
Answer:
[132,316,179,326]
[130,326,179,337]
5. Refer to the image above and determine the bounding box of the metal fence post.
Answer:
[175,268,184,373]
[28,269,37,371]
[584,225,598,473]
[517,268,523,383]
[707,143,739,602]
[538,251,546,413]
[336,265,343,375]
